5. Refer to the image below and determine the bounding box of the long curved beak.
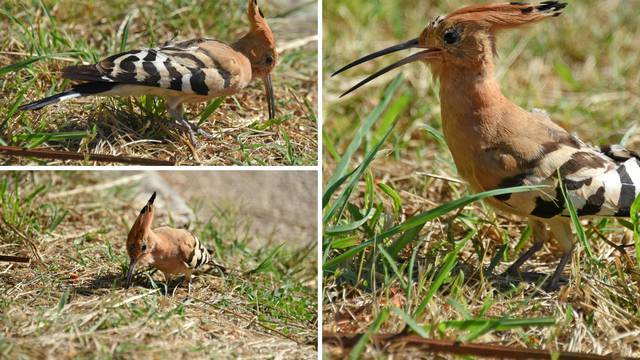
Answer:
[264,74,276,120]
[331,38,441,97]
[125,257,138,289]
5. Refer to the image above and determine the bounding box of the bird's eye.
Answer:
[265,54,274,65]
[443,29,460,45]
[141,243,147,252]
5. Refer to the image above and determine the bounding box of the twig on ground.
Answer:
[0,217,43,265]
[0,146,175,165]
[323,333,633,360]
[0,255,30,263]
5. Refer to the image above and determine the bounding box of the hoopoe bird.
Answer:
[334,1,640,291]
[125,192,210,292]
[19,0,277,145]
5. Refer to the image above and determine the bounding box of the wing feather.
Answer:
[61,39,249,97]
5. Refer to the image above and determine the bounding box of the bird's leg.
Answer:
[167,102,197,145]
[184,271,193,295]
[544,220,574,291]
[166,98,216,141]
[164,272,175,296]
[503,220,547,276]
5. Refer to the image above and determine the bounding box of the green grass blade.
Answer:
[630,194,640,269]
[326,208,375,235]
[377,245,406,288]
[247,244,284,274]
[461,320,499,341]
[323,119,399,224]
[322,168,357,208]
[324,185,544,270]
[373,93,410,143]
[198,97,225,125]
[558,176,596,261]
[280,128,297,165]
[119,15,132,52]
[303,96,317,123]
[377,183,402,215]
[56,288,70,313]
[383,185,543,258]
[6,84,30,120]
[14,131,87,148]
[391,307,429,338]
[0,52,81,76]
[325,74,404,191]
[421,124,447,148]
[323,128,340,162]
[440,317,555,341]
[329,235,361,250]
[348,308,389,360]
[447,298,472,320]
[413,229,476,318]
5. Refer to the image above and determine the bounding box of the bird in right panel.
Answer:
[334,1,640,291]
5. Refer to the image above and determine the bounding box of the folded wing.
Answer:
[63,38,251,97]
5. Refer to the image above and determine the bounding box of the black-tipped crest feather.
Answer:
[140,192,156,214]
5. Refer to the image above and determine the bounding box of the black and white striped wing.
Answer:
[62,39,244,96]
[186,236,210,270]
[561,153,640,217]
[499,144,640,219]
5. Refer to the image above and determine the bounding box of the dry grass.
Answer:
[0,171,317,359]
[0,0,317,165]
[323,0,640,358]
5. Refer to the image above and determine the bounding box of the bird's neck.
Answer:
[438,62,509,129]
[436,61,518,185]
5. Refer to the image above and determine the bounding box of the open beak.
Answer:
[331,38,441,97]
[125,257,138,289]
[264,74,276,120]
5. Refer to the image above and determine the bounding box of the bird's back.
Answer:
[153,226,210,274]
[63,38,252,100]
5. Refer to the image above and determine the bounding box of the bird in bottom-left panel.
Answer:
[0,170,318,358]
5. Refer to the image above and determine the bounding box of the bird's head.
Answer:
[333,1,567,96]
[125,192,157,288]
[234,0,277,119]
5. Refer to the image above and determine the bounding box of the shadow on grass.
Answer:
[75,270,178,296]
[75,266,228,297]
[6,106,176,149]
[74,271,123,296]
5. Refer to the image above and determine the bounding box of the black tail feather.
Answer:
[62,65,108,83]
[19,90,78,111]
[19,82,118,111]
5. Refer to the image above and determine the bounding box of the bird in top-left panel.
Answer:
[0,0,318,166]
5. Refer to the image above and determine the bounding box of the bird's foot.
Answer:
[186,121,217,140]
[492,270,568,292]
[491,270,545,291]
[541,275,569,292]
[172,118,198,146]
[174,120,217,144]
